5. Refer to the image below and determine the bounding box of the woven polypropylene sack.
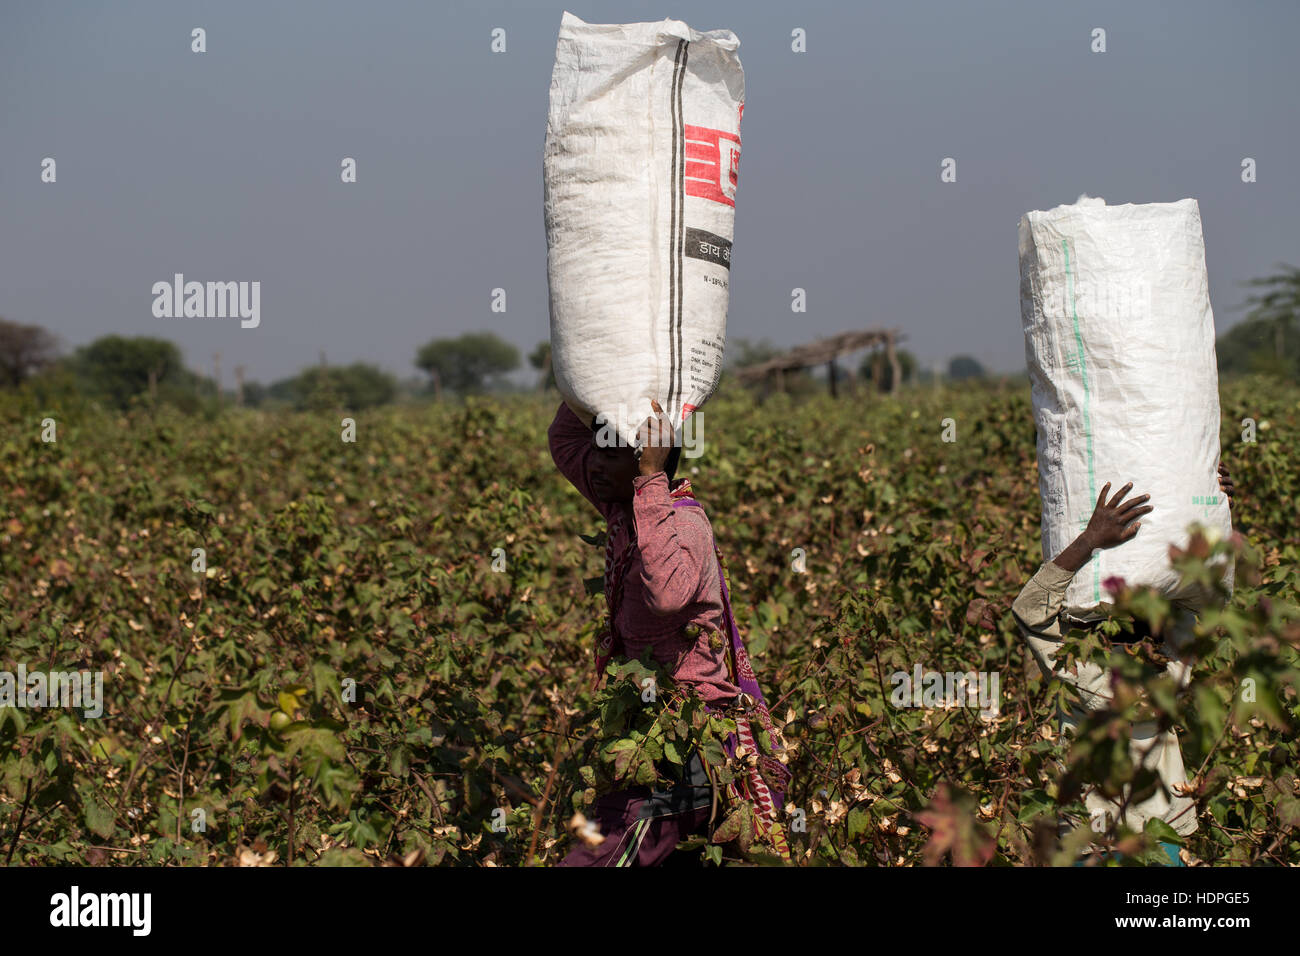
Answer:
[1018,196,1233,615]
[544,11,744,443]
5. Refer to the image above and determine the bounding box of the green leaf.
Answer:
[1143,817,1182,846]
[83,794,116,839]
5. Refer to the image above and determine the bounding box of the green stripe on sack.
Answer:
[1063,239,1101,603]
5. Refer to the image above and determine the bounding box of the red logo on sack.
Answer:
[685,124,741,207]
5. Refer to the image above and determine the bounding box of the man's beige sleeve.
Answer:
[1013,561,1114,711]
[1011,561,1075,640]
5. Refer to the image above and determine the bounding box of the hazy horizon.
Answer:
[3,0,1297,387]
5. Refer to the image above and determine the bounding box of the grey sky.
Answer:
[2,0,1297,386]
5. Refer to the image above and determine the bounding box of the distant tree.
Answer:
[1218,264,1300,380]
[391,375,432,403]
[69,335,192,408]
[860,347,917,391]
[529,341,555,390]
[947,355,986,381]
[267,376,298,405]
[416,332,520,396]
[334,363,397,409]
[240,380,268,408]
[269,363,397,411]
[728,337,781,369]
[0,317,60,388]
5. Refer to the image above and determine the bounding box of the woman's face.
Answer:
[588,436,640,502]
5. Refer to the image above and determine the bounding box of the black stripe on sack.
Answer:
[666,41,680,411]
[667,38,685,413]
[674,40,689,414]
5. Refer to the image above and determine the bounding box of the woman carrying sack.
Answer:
[548,399,792,866]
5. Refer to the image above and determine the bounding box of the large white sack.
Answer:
[1018,196,1233,615]
[544,11,744,444]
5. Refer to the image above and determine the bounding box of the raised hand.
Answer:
[1218,462,1235,502]
[636,399,675,477]
[1051,481,1153,573]
[1082,481,1153,550]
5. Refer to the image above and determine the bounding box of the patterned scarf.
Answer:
[592,478,793,862]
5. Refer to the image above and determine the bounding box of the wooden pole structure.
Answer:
[735,329,904,397]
